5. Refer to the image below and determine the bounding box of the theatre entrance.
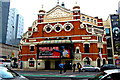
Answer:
[45,61,50,70]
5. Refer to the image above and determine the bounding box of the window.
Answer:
[106,37,112,47]
[98,37,102,42]
[29,61,34,67]
[54,24,62,32]
[87,17,89,22]
[91,19,93,22]
[105,28,110,36]
[64,23,73,31]
[94,20,97,24]
[107,49,113,57]
[84,44,89,53]
[82,16,85,21]
[76,49,79,53]
[98,48,103,53]
[44,24,52,33]
[30,46,34,51]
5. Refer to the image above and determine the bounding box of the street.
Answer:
[14,69,99,80]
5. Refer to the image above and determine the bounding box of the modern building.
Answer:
[0,0,10,44]
[6,8,24,45]
[104,14,120,65]
[19,2,107,69]
[118,1,120,14]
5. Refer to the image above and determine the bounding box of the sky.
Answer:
[10,0,120,32]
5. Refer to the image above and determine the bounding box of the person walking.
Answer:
[59,62,64,74]
[63,63,67,73]
[72,63,76,72]
[77,63,82,72]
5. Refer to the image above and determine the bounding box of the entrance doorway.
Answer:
[97,58,101,67]
[45,61,50,70]
[55,61,61,70]
[65,60,72,70]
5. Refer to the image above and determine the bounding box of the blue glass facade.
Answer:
[0,0,10,44]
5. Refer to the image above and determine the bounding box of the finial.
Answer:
[42,4,43,8]
[75,0,78,5]
[57,0,59,5]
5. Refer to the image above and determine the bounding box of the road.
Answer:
[13,69,99,80]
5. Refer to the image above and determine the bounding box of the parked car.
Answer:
[0,67,28,80]
[0,60,12,68]
[88,69,120,80]
[100,64,118,71]
[81,65,100,72]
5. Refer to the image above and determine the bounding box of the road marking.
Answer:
[22,74,95,78]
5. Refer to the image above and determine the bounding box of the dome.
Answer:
[73,6,80,9]
[39,10,45,13]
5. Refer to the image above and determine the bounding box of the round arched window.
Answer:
[54,23,62,32]
[43,24,52,33]
[64,23,73,31]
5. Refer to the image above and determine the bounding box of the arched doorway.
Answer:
[97,58,101,67]
[103,59,106,65]
[84,57,91,65]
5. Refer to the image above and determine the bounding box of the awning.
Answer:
[39,40,71,45]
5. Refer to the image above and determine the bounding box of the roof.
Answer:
[104,69,120,74]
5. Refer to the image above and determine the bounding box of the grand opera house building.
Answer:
[19,2,107,69]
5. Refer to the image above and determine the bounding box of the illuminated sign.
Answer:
[110,14,120,55]
[37,44,73,59]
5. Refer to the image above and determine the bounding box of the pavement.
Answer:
[11,68,98,79]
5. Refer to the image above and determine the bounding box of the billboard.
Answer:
[110,14,120,55]
[37,44,74,59]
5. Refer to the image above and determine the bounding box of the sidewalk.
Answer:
[11,68,97,79]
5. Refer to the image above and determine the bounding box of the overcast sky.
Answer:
[10,0,120,32]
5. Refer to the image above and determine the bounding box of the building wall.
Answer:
[118,1,120,14]
[0,43,19,59]
[19,5,107,69]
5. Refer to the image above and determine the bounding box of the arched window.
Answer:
[84,57,90,65]
[75,47,80,53]
[28,58,35,67]
[84,44,89,53]
[103,59,106,65]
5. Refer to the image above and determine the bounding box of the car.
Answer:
[0,67,28,80]
[81,65,100,72]
[100,64,118,71]
[88,69,120,80]
[0,59,12,68]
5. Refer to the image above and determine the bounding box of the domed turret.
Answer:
[38,5,46,23]
[73,1,80,20]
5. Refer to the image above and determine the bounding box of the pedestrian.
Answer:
[77,63,82,72]
[72,63,76,72]
[59,62,64,74]
[63,63,67,73]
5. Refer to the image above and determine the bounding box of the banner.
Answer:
[37,44,73,59]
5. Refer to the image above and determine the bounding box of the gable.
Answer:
[44,5,73,22]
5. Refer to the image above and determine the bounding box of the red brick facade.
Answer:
[19,4,107,69]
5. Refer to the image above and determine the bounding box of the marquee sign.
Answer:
[37,44,74,59]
